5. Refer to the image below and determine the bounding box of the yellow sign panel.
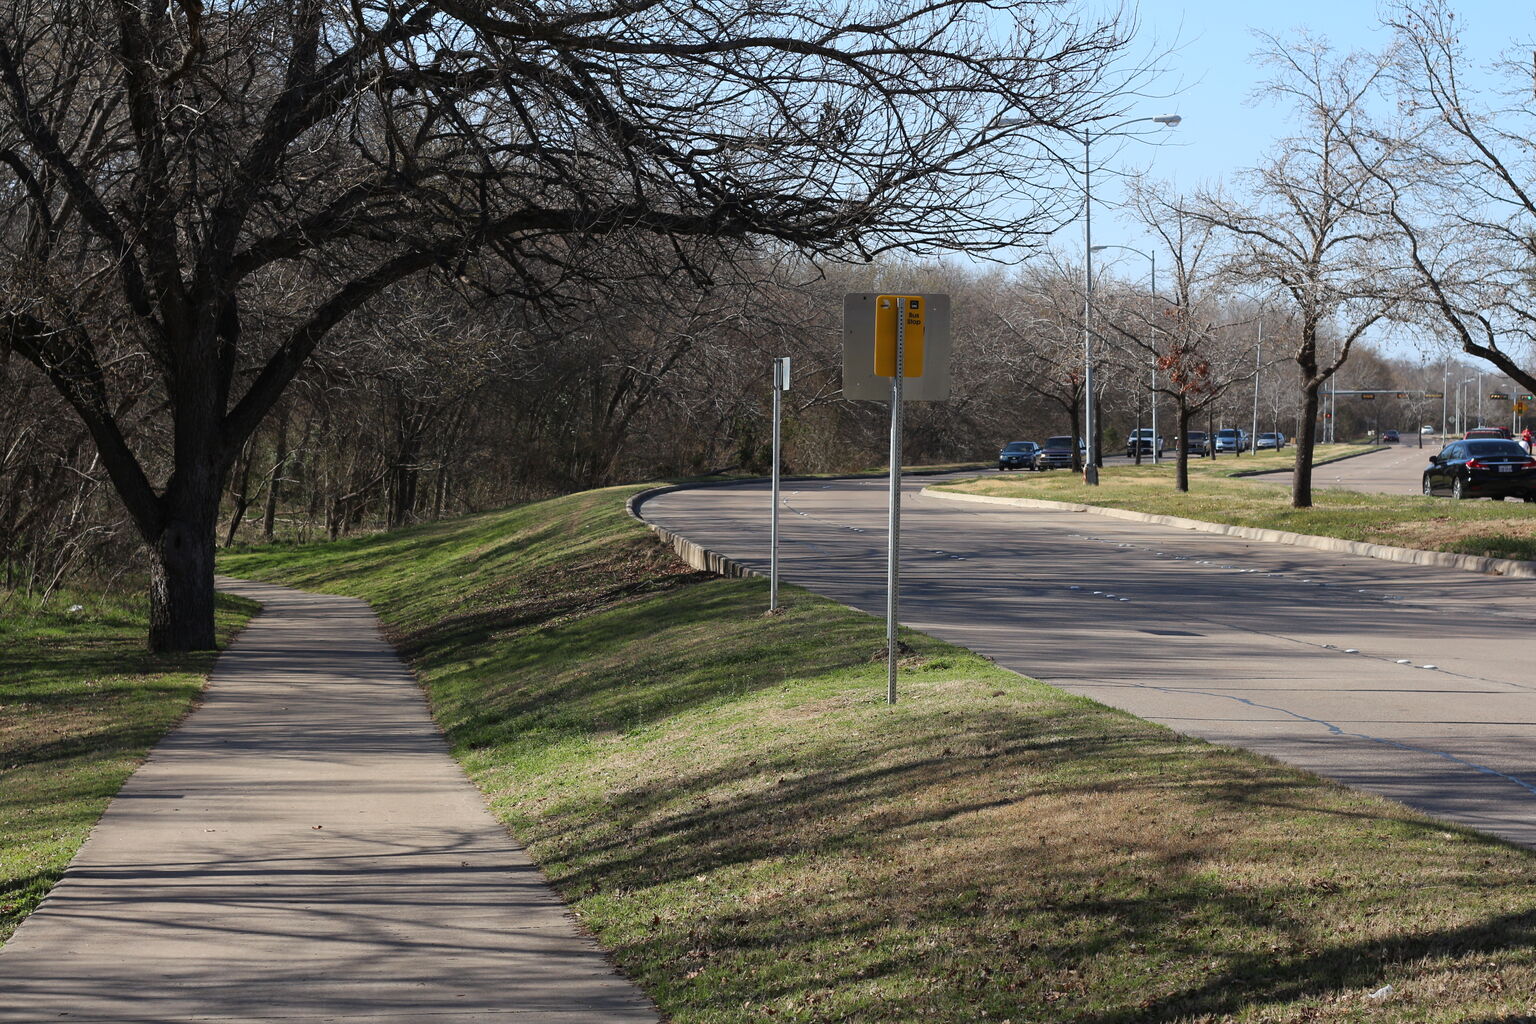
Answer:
[874,295,925,378]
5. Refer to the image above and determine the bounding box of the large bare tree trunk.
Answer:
[148,496,219,652]
[223,443,255,548]
[263,410,290,541]
[1292,384,1322,508]
[1175,403,1192,492]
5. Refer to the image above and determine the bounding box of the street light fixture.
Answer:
[998,112,1183,483]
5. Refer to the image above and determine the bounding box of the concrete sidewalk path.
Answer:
[0,578,659,1023]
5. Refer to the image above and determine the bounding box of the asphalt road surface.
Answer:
[642,474,1536,849]
[1246,442,1441,496]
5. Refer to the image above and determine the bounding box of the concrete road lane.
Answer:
[641,475,1536,849]
[1249,442,1442,495]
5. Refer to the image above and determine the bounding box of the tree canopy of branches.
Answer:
[1098,183,1254,492]
[1359,0,1536,399]
[1188,34,1405,507]
[0,0,1141,649]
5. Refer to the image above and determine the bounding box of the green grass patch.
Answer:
[218,486,1536,1022]
[939,446,1536,561]
[0,587,256,944]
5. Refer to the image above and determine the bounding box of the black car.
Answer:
[1034,435,1082,470]
[997,440,1041,471]
[1423,439,1536,500]
[1380,429,1400,444]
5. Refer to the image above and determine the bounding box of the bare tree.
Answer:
[993,267,1090,470]
[1186,34,1404,507]
[1351,1,1536,401]
[1098,187,1253,491]
[0,0,1145,649]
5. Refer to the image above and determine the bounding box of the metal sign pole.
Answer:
[769,358,786,612]
[886,308,905,705]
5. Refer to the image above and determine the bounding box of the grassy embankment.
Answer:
[221,485,1536,1023]
[0,588,256,943]
[942,444,1536,562]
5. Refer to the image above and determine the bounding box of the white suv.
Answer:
[1125,429,1164,456]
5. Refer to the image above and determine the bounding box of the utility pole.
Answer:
[769,357,790,612]
[1251,320,1262,452]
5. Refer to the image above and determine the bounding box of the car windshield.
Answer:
[1043,436,1074,449]
[1003,442,1033,451]
[1187,432,1206,439]
[1466,440,1527,457]
[1217,430,1237,438]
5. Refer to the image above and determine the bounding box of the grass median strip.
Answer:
[939,449,1536,563]
[0,588,256,944]
[219,485,1536,1023]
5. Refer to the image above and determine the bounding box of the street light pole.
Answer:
[1006,112,1180,484]
[1251,319,1262,453]
[1089,242,1160,464]
[1441,366,1448,437]
[1150,247,1158,465]
[1082,131,1098,484]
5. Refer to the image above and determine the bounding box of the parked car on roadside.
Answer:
[1213,428,1249,453]
[1181,431,1210,456]
[1125,428,1164,457]
[997,440,1041,471]
[1254,432,1286,451]
[1423,439,1536,500]
[1034,435,1082,470]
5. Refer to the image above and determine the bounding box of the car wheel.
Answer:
[1423,476,1434,497]
[1451,476,1467,500]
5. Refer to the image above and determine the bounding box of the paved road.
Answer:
[642,476,1536,849]
[0,579,658,1023]
[1242,443,1439,495]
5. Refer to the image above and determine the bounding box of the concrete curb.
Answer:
[627,466,986,580]
[627,483,763,579]
[920,487,1536,580]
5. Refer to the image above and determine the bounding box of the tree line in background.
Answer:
[0,244,1493,600]
[5,0,1536,649]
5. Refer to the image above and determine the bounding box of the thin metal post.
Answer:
[887,307,905,705]
[1150,249,1159,465]
[769,359,784,612]
[1082,131,1098,484]
[1320,374,1333,442]
[1252,320,1261,453]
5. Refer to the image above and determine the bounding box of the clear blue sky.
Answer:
[1130,0,1522,191]
[1086,0,1528,361]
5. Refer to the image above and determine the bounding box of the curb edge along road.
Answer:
[920,487,1536,581]
[626,466,985,581]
